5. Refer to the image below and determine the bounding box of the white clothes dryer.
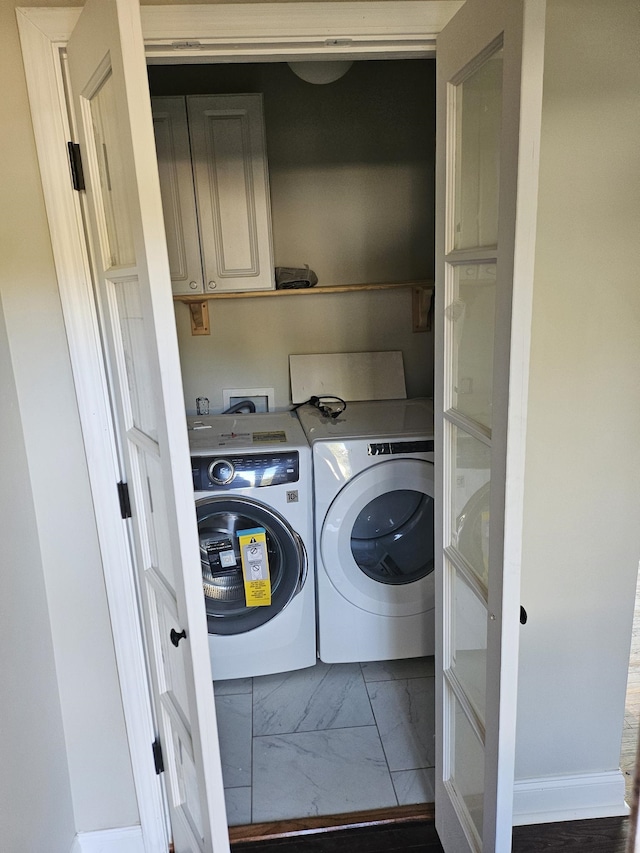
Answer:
[188,412,315,681]
[296,398,435,663]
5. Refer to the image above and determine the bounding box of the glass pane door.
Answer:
[442,43,503,852]
[435,1,546,851]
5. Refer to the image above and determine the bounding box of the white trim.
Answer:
[16,8,169,852]
[16,2,461,846]
[513,771,629,826]
[491,0,547,848]
[139,1,461,61]
[70,825,145,853]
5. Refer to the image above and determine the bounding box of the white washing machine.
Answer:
[188,412,315,681]
[297,398,435,663]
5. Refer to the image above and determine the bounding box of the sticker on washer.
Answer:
[237,527,271,606]
[252,431,287,444]
[205,537,237,573]
[217,431,251,446]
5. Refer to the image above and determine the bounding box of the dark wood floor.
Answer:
[232,816,629,853]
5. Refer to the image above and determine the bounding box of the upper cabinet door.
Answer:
[66,1,229,851]
[434,1,546,851]
[187,94,275,293]
[153,97,205,295]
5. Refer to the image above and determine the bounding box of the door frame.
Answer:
[17,2,463,844]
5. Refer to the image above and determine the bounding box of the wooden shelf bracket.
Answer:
[188,300,210,335]
[412,285,434,332]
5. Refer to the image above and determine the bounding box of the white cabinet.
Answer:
[152,97,204,294]
[152,94,275,295]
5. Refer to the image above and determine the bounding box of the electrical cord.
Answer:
[291,395,347,419]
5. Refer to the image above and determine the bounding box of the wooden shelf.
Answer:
[174,280,434,335]
[174,279,433,302]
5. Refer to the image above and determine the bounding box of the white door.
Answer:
[434,1,546,851]
[66,1,229,851]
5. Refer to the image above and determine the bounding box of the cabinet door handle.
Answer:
[207,280,217,291]
[188,281,199,290]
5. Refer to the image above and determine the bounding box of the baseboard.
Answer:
[70,825,144,853]
[513,770,630,826]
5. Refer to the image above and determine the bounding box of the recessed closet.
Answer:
[148,57,437,827]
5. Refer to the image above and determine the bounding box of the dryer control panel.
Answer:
[192,451,300,491]
[368,439,434,456]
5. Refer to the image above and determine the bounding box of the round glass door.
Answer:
[321,458,435,617]
[351,489,434,585]
[196,496,305,635]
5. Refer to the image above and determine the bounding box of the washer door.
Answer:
[321,458,434,617]
[195,496,306,635]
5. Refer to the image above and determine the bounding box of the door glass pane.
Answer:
[450,561,487,720]
[453,47,503,251]
[448,263,496,430]
[450,425,490,586]
[113,278,158,439]
[449,687,485,842]
[89,71,136,267]
[350,489,435,584]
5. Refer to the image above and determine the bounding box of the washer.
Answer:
[297,398,435,663]
[188,412,315,680]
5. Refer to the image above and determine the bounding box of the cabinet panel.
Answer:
[152,97,203,295]
[187,94,275,293]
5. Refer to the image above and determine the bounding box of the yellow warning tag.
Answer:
[237,527,271,606]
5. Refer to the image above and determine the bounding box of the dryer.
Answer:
[297,398,434,663]
[188,412,315,680]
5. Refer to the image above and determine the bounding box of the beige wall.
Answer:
[0,297,76,853]
[150,60,435,412]
[516,0,640,782]
[0,0,138,837]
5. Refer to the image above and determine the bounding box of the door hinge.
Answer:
[152,737,165,775]
[67,141,85,192]
[117,481,132,519]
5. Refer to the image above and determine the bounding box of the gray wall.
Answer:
[149,60,435,412]
[1,0,138,839]
[516,0,640,783]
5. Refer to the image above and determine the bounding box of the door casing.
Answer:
[17,2,469,844]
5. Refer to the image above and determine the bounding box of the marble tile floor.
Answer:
[213,656,436,826]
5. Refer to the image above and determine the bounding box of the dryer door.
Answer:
[320,458,434,617]
[196,496,306,635]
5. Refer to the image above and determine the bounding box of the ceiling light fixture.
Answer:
[287,61,354,85]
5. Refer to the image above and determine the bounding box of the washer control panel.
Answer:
[192,451,299,491]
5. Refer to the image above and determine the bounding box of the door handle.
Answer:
[170,628,187,647]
